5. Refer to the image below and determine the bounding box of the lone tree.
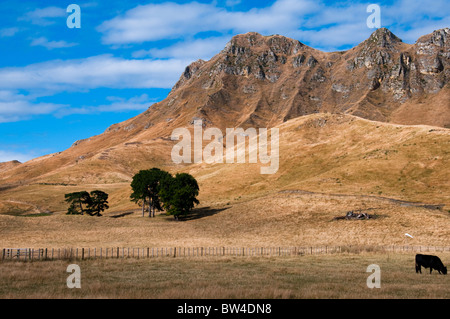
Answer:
[65,191,92,215]
[130,168,171,217]
[159,173,200,220]
[65,190,109,216]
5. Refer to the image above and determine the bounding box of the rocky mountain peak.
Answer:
[364,27,403,50]
[158,28,448,132]
[200,32,313,85]
[223,32,305,55]
[416,28,449,48]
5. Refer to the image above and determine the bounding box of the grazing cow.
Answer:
[415,254,447,274]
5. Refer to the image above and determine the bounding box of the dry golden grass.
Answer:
[1,253,449,299]
[1,192,449,249]
[2,113,449,213]
[0,200,38,216]
[190,113,450,208]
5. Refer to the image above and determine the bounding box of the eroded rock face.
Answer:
[411,29,449,94]
[209,33,307,83]
[345,28,448,101]
[164,28,449,129]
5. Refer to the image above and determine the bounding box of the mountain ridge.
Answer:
[138,27,449,135]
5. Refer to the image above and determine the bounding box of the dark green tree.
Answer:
[87,190,109,216]
[65,190,109,216]
[130,168,171,217]
[159,173,200,220]
[65,191,92,215]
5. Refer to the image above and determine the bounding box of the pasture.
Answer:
[1,188,449,299]
[0,252,449,299]
[1,191,449,249]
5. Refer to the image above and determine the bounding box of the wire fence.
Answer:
[2,245,450,262]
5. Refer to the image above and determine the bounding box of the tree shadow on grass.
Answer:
[177,206,230,221]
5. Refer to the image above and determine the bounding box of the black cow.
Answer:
[415,254,447,275]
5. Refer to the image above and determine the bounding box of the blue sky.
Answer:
[0,0,448,162]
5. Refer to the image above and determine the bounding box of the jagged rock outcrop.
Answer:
[159,28,448,130]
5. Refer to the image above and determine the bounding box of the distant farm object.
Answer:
[333,210,375,220]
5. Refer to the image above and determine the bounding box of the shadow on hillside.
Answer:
[177,206,230,221]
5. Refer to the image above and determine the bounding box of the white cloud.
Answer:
[381,0,450,43]
[31,37,78,50]
[97,0,450,51]
[0,55,191,92]
[0,54,191,122]
[55,94,156,117]
[0,27,20,37]
[0,90,158,123]
[132,36,232,60]
[225,0,242,7]
[98,2,218,44]
[19,6,66,26]
[0,90,67,123]
[0,150,35,163]
[98,0,319,45]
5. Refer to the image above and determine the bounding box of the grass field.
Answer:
[0,252,449,299]
[1,191,449,249]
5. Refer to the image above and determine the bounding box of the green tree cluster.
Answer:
[130,168,199,220]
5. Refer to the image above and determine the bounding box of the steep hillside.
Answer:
[0,113,449,214]
[0,160,21,172]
